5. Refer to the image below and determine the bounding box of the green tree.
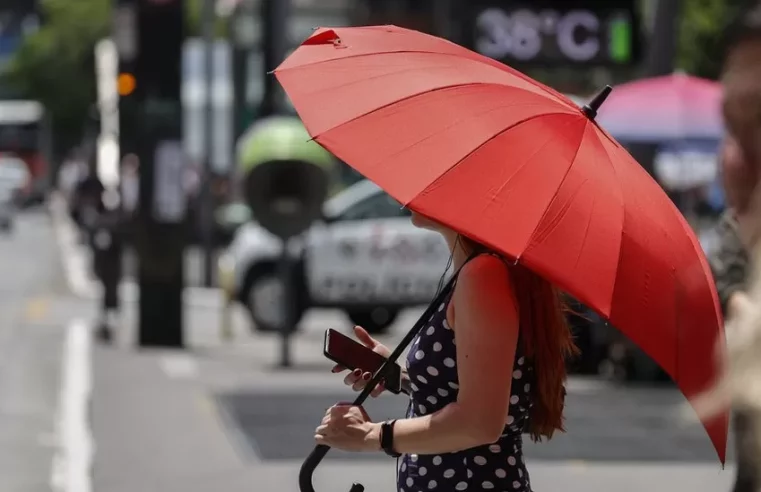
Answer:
[7,0,110,159]
[677,0,747,79]
[7,0,226,161]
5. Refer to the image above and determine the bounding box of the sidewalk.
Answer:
[88,302,736,492]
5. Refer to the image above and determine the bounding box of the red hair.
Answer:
[508,262,579,441]
[461,238,578,441]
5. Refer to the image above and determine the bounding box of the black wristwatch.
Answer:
[380,419,401,458]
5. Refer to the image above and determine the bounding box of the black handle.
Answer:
[298,271,461,492]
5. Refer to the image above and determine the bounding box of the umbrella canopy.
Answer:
[595,73,724,143]
[275,25,728,463]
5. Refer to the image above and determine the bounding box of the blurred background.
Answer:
[0,0,744,491]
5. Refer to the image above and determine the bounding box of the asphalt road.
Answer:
[216,360,727,465]
[0,209,93,491]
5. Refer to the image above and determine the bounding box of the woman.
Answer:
[315,211,578,491]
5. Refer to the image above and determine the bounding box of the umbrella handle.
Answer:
[298,268,465,492]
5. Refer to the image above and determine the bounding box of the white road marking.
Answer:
[50,194,93,298]
[50,320,93,492]
[159,353,199,380]
[565,377,611,394]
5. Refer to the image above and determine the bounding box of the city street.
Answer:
[0,204,737,492]
[0,208,93,491]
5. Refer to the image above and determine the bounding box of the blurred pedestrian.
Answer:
[120,153,139,220]
[71,153,124,343]
[69,165,105,238]
[90,188,124,344]
[702,3,761,491]
[57,147,87,203]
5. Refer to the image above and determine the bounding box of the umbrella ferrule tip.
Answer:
[582,85,613,120]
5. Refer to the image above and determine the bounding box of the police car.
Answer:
[225,179,452,334]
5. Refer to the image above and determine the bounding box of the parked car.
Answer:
[223,179,452,334]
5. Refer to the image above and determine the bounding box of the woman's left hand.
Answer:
[314,404,381,452]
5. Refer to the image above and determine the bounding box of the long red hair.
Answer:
[508,262,579,442]
[462,239,578,442]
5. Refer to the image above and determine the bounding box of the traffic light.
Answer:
[117,72,136,97]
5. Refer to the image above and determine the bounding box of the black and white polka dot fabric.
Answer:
[398,285,534,492]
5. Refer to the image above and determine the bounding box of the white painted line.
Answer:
[565,377,611,394]
[50,194,97,298]
[50,320,93,492]
[159,353,199,380]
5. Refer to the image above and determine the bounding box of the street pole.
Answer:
[122,0,185,348]
[627,0,681,178]
[201,0,216,287]
[230,3,251,147]
[259,0,291,118]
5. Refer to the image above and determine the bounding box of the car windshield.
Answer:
[321,180,382,219]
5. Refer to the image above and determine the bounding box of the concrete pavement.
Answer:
[0,209,96,492]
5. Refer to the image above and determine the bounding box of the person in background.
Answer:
[58,147,88,203]
[90,186,124,344]
[120,154,140,220]
[706,3,761,491]
[71,153,124,343]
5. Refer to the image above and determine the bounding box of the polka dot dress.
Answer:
[398,286,534,492]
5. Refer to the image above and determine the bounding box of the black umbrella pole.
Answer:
[299,273,460,492]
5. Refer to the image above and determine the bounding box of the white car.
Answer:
[224,179,452,334]
[0,154,30,232]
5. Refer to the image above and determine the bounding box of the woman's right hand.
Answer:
[331,325,392,398]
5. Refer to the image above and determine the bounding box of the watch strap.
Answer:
[380,419,401,458]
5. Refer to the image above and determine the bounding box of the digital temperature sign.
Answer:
[463,0,640,67]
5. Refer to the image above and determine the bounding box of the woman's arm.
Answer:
[375,255,520,454]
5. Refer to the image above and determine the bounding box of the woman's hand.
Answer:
[331,326,392,397]
[314,403,381,452]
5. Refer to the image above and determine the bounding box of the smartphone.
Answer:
[323,328,402,394]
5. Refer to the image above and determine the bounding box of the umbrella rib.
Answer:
[277,49,578,111]
[311,81,576,144]
[411,112,583,206]
[592,128,628,317]
[516,120,589,262]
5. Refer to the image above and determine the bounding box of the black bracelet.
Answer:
[380,419,401,458]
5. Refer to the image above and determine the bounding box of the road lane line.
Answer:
[50,320,93,492]
[49,194,96,298]
[159,353,199,380]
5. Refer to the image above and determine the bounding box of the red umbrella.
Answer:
[276,24,728,463]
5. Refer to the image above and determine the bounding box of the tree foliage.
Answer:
[7,0,225,159]
[7,0,110,157]
[677,0,748,79]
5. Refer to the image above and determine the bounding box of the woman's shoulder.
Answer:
[453,252,519,330]
[461,253,512,280]
[456,253,516,301]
